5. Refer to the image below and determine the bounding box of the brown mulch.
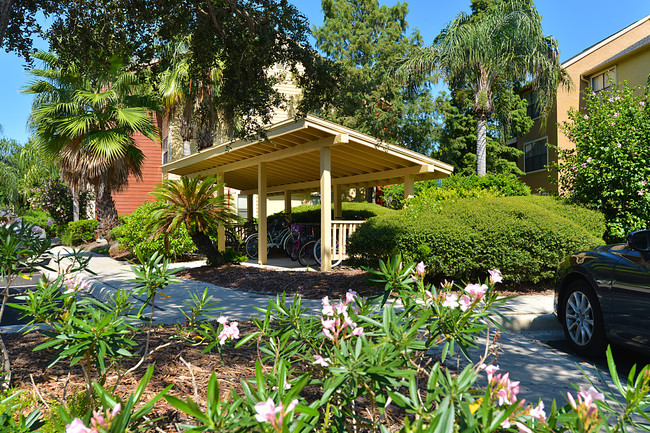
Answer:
[176,265,383,299]
[176,264,554,299]
[4,322,261,430]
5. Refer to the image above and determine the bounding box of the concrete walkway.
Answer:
[23,246,560,334]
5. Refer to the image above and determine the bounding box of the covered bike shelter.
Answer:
[162,116,453,270]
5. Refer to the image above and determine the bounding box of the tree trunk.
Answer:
[476,114,488,177]
[72,186,80,222]
[190,231,224,267]
[0,0,14,45]
[95,182,118,239]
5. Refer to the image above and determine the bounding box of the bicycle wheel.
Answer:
[283,231,300,257]
[314,239,342,268]
[244,233,259,259]
[298,240,318,267]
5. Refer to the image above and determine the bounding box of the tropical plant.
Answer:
[398,0,569,176]
[158,37,226,155]
[148,175,240,267]
[23,50,159,237]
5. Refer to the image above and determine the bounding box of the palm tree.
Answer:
[148,175,239,267]
[24,51,159,236]
[398,0,569,176]
[158,38,225,156]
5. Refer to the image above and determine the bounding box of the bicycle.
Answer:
[244,214,292,259]
[286,224,318,261]
[298,237,343,268]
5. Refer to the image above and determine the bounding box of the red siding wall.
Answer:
[113,130,163,215]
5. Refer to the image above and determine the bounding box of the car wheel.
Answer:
[561,281,606,355]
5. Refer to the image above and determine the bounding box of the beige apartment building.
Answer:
[515,14,650,192]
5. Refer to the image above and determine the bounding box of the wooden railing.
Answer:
[331,220,364,260]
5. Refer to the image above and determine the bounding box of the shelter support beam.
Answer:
[334,184,342,220]
[284,190,292,215]
[404,174,415,200]
[217,172,226,251]
[320,146,332,271]
[247,194,254,220]
[258,162,268,265]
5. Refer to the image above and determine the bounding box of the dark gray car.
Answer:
[555,230,650,355]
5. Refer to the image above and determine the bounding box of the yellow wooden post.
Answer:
[334,184,342,220]
[258,162,268,265]
[320,146,332,271]
[247,194,254,221]
[284,190,292,215]
[216,172,226,252]
[404,174,416,199]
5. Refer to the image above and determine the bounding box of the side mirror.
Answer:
[627,230,650,252]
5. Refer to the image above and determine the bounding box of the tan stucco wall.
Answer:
[517,17,650,192]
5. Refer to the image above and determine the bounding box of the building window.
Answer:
[524,91,540,120]
[524,138,548,173]
[591,68,616,93]
[162,136,170,164]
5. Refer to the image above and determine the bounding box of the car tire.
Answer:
[561,281,606,355]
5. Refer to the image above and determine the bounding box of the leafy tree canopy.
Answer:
[312,0,437,154]
[3,0,335,140]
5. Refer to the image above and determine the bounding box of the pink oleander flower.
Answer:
[466,283,488,301]
[321,297,334,316]
[440,279,454,289]
[639,190,645,196]
[586,157,592,163]
[321,317,336,332]
[459,295,471,312]
[335,301,347,315]
[584,115,589,119]
[641,101,646,106]
[481,363,500,382]
[614,112,619,117]
[529,401,546,421]
[218,322,240,345]
[617,142,622,148]
[442,293,459,309]
[642,181,647,186]
[217,316,229,325]
[65,418,91,433]
[255,398,282,424]
[345,290,357,305]
[313,355,330,367]
[516,422,532,433]
[581,163,586,168]
[351,327,364,336]
[488,269,502,284]
[578,386,605,406]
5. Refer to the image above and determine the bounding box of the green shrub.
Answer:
[348,195,605,284]
[67,219,98,245]
[556,81,650,242]
[286,202,396,223]
[383,173,531,209]
[20,209,56,236]
[111,201,195,260]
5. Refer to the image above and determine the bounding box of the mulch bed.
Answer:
[176,264,554,299]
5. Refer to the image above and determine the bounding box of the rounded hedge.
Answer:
[347,195,605,284]
[286,202,396,223]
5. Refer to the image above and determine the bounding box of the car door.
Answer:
[610,246,650,346]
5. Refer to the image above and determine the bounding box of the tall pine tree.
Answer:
[313,0,436,155]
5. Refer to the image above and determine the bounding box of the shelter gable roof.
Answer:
[163,115,453,193]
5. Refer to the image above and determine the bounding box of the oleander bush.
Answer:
[383,173,531,209]
[67,219,99,245]
[348,195,605,283]
[109,200,196,260]
[555,81,650,242]
[286,201,396,223]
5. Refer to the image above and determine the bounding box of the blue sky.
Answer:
[1,0,648,144]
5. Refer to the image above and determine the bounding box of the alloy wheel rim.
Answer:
[565,291,594,346]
